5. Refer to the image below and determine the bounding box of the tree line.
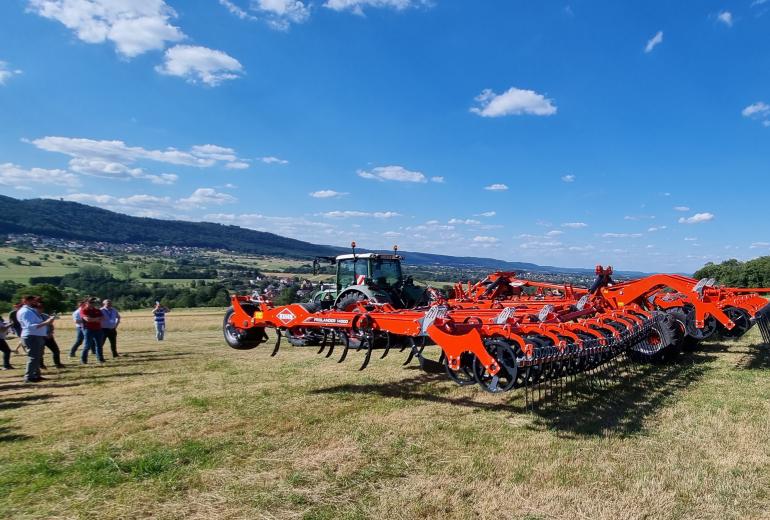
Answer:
[693,256,770,288]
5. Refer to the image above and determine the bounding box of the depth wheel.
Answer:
[472,339,518,393]
[444,352,477,386]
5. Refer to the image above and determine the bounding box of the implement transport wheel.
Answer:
[472,339,518,393]
[630,313,681,363]
[223,307,266,350]
[444,352,477,386]
[720,306,753,339]
[666,307,699,351]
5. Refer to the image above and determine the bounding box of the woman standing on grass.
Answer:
[0,315,14,370]
[153,301,169,341]
[80,297,105,364]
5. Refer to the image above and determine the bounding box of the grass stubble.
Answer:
[0,309,768,520]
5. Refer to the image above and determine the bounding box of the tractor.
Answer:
[311,243,429,311]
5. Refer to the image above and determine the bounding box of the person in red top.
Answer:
[80,297,105,364]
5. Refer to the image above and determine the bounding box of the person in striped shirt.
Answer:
[153,302,170,341]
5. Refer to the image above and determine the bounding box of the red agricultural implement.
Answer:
[223,249,770,402]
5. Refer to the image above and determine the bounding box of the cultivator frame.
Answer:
[224,256,770,402]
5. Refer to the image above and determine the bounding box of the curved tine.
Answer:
[403,337,418,366]
[337,332,351,363]
[325,330,338,358]
[271,329,282,357]
[359,334,375,370]
[380,332,392,359]
[317,329,328,355]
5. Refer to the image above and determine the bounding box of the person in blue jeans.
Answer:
[80,298,105,364]
[69,302,88,357]
[153,302,169,341]
[17,296,57,383]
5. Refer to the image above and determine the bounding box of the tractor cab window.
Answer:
[338,259,369,288]
[371,259,402,288]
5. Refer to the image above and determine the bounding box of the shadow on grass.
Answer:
[0,425,31,442]
[0,393,55,411]
[735,343,770,370]
[529,351,717,438]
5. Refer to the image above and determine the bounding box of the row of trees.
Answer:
[693,256,770,288]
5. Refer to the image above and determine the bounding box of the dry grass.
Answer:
[1,309,769,520]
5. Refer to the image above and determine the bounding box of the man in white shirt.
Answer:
[100,299,121,357]
[17,296,56,383]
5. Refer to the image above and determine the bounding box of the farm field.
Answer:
[1,308,769,519]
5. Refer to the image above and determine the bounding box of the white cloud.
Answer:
[742,102,770,127]
[674,206,690,212]
[310,190,347,198]
[750,242,770,249]
[644,30,663,53]
[68,157,178,184]
[430,176,445,183]
[484,183,508,191]
[678,212,715,224]
[225,161,250,170]
[0,61,22,85]
[324,0,428,16]
[561,174,575,183]
[520,240,562,249]
[252,0,310,30]
[448,218,481,225]
[546,230,564,237]
[260,156,289,165]
[177,188,236,208]
[470,87,557,117]
[219,0,257,20]
[476,211,496,217]
[562,222,587,228]
[602,233,643,238]
[357,165,426,183]
[568,245,594,252]
[472,236,499,244]
[716,11,733,27]
[27,0,185,57]
[321,210,401,218]
[0,162,79,189]
[684,237,697,241]
[647,226,667,232]
[30,136,247,172]
[156,45,243,86]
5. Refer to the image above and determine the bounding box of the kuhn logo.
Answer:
[276,309,296,324]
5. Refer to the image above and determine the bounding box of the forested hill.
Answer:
[694,257,770,287]
[0,195,647,275]
[0,195,340,258]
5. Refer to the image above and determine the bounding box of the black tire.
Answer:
[223,306,266,350]
[666,307,700,351]
[630,312,681,363]
[719,306,753,339]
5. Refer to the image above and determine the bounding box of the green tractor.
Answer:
[310,243,429,312]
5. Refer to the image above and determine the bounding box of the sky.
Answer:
[1,0,769,273]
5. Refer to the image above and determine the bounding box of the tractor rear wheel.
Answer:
[223,307,266,350]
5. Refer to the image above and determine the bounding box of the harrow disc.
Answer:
[472,339,518,393]
[720,306,753,338]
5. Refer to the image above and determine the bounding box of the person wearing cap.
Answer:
[100,299,121,357]
[80,297,105,364]
[17,296,56,383]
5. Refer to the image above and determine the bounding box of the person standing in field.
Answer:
[39,304,65,369]
[80,297,105,365]
[0,315,14,370]
[153,302,169,341]
[17,296,56,383]
[100,299,121,357]
[9,303,24,354]
[68,301,86,357]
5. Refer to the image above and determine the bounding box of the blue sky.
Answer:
[1,0,769,272]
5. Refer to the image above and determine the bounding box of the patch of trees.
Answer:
[694,257,770,288]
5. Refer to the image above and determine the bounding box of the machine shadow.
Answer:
[734,343,770,370]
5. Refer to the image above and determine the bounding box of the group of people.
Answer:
[0,298,170,384]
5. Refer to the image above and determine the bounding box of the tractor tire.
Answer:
[223,306,266,350]
[666,307,700,351]
[630,312,682,363]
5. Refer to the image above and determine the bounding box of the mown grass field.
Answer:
[1,308,769,519]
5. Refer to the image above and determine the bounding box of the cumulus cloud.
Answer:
[645,30,663,53]
[484,183,508,191]
[448,218,481,225]
[0,162,79,189]
[716,11,733,27]
[0,61,22,85]
[476,211,496,217]
[156,45,243,86]
[678,212,715,224]
[750,242,770,249]
[178,187,236,208]
[321,210,401,218]
[546,230,564,236]
[310,190,347,198]
[472,236,499,244]
[647,226,667,232]
[252,0,310,30]
[601,233,643,238]
[357,165,427,183]
[259,156,289,165]
[27,0,185,57]
[430,176,445,183]
[324,0,429,16]
[470,87,557,117]
[61,187,236,217]
[561,222,587,228]
[219,0,257,20]
[561,174,575,183]
[68,158,178,184]
[674,206,690,212]
[742,102,769,118]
